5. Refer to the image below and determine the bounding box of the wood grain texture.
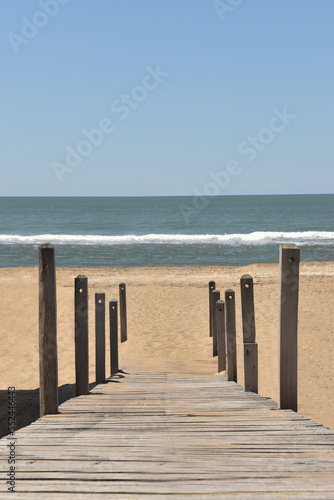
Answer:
[225,289,237,382]
[109,300,119,376]
[38,243,58,417]
[95,293,105,385]
[279,244,300,412]
[243,343,258,393]
[119,283,127,343]
[240,274,256,343]
[208,281,215,337]
[216,299,226,372]
[75,275,89,396]
[1,369,333,498]
[211,290,220,357]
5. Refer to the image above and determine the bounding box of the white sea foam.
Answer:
[0,232,333,246]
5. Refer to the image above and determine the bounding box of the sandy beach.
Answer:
[0,262,333,437]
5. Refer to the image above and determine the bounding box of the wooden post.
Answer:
[243,343,258,392]
[209,281,216,337]
[119,283,127,343]
[240,274,256,343]
[279,244,300,412]
[75,275,89,396]
[216,300,226,372]
[95,293,105,385]
[212,290,220,357]
[225,289,237,382]
[110,300,119,376]
[240,274,258,393]
[39,243,58,417]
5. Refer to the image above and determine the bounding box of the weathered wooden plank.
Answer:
[109,300,119,376]
[1,369,333,498]
[95,293,105,384]
[208,280,215,337]
[211,290,220,357]
[74,275,89,396]
[225,289,237,382]
[240,274,256,343]
[216,300,226,372]
[38,243,58,417]
[119,282,127,342]
[279,244,300,412]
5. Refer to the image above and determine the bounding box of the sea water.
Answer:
[0,194,333,267]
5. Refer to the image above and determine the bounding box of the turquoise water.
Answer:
[0,195,333,267]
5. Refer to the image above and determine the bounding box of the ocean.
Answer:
[0,195,333,268]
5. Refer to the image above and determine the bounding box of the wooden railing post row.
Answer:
[39,243,58,417]
[216,300,226,372]
[240,274,258,393]
[225,289,237,382]
[212,289,220,357]
[75,275,89,396]
[209,281,216,337]
[95,293,106,385]
[119,283,127,343]
[279,244,300,412]
[109,300,119,376]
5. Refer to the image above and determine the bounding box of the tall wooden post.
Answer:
[225,289,237,382]
[216,300,226,372]
[95,293,105,385]
[119,283,127,343]
[212,290,220,357]
[110,300,119,376]
[209,281,216,337]
[75,275,89,396]
[39,243,58,416]
[279,244,300,412]
[240,274,258,393]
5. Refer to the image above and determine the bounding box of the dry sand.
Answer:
[0,262,333,437]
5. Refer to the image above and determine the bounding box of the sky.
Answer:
[1,0,333,196]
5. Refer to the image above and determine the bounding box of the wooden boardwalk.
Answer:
[1,369,334,499]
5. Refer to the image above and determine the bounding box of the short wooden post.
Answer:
[243,343,258,392]
[75,275,89,396]
[225,289,237,382]
[110,300,119,376]
[240,274,258,393]
[39,243,58,417]
[209,281,216,337]
[216,300,226,372]
[212,290,220,357]
[240,274,256,343]
[119,283,127,343]
[95,293,105,385]
[279,244,300,412]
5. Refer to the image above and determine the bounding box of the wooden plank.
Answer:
[38,243,58,417]
[1,369,334,498]
[240,274,256,343]
[109,300,119,376]
[75,275,89,396]
[243,343,258,393]
[212,290,220,357]
[216,300,226,372]
[279,244,300,412]
[209,281,216,337]
[225,289,237,382]
[95,293,105,384]
[119,282,127,343]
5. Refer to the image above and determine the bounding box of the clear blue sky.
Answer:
[1,0,333,196]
